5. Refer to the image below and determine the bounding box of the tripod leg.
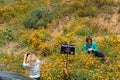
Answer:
[64,68,69,80]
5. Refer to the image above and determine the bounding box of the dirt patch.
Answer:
[47,19,64,37]
[97,7,120,34]
[0,23,7,30]
[2,42,20,54]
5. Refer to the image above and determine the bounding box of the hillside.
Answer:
[0,0,120,80]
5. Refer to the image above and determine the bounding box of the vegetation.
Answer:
[0,27,15,45]
[23,5,52,29]
[0,0,120,80]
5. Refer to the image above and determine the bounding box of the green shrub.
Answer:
[76,26,93,36]
[23,5,52,29]
[49,1,98,18]
[100,5,114,14]
[78,3,98,17]
[95,0,114,6]
[58,2,98,17]
[0,27,15,45]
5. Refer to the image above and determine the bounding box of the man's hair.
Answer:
[86,36,92,42]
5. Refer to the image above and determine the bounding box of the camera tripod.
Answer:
[61,43,75,80]
[64,45,70,80]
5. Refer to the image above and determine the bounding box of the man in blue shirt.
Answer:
[84,36,107,63]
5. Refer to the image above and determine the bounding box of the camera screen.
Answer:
[60,44,75,55]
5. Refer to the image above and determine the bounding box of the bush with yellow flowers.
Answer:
[26,28,52,56]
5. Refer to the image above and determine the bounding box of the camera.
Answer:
[26,53,30,57]
[60,44,75,55]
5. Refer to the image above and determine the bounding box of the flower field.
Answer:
[0,35,120,80]
[0,0,120,80]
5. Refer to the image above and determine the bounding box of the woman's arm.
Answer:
[23,54,27,63]
[23,54,30,67]
[84,44,88,53]
[92,42,99,52]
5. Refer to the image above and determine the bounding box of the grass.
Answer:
[0,0,120,80]
[0,35,120,80]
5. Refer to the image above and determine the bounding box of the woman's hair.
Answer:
[27,53,38,68]
[86,36,92,42]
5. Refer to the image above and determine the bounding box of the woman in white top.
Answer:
[23,53,41,80]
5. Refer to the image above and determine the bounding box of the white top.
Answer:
[23,59,41,78]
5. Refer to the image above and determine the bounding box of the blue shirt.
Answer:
[84,41,99,53]
[23,60,41,78]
